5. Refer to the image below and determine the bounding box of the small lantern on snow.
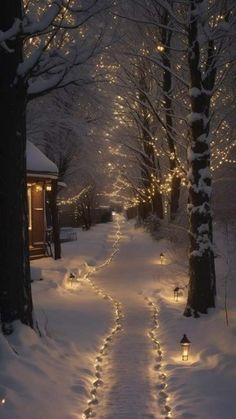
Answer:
[160,252,164,264]
[180,334,191,361]
[174,287,180,302]
[68,272,76,285]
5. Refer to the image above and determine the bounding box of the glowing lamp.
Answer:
[174,287,180,301]
[180,334,191,361]
[1,398,6,405]
[35,184,43,192]
[160,253,164,264]
[46,184,52,191]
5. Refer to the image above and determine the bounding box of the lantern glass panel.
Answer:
[181,343,190,360]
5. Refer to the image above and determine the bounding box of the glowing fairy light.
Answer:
[82,216,124,418]
[143,294,173,417]
[157,45,165,52]
[58,186,92,206]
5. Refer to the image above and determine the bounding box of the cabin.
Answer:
[26,141,58,259]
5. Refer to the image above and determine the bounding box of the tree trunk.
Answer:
[170,176,181,219]
[138,67,163,221]
[185,0,216,316]
[80,204,90,230]
[139,201,152,221]
[161,11,181,220]
[0,2,33,333]
[49,180,61,260]
[152,191,164,219]
[87,204,92,228]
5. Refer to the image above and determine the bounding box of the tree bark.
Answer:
[138,201,152,221]
[0,2,33,333]
[161,11,181,220]
[152,191,164,219]
[185,0,216,316]
[49,180,61,260]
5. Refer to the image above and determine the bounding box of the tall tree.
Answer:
[112,0,185,219]
[0,0,109,334]
[120,0,236,314]
[185,0,221,315]
[0,2,32,334]
[159,7,181,219]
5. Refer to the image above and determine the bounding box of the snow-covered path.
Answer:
[88,221,160,418]
[96,297,155,418]
[2,219,235,419]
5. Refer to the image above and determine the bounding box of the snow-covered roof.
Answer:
[27,141,58,179]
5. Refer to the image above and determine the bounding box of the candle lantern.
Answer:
[180,334,191,361]
[174,287,180,301]
[160,253,164,264]
[68,272,76,286]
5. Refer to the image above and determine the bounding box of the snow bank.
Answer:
[147,222,236,419]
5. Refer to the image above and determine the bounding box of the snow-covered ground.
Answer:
[0,216,236,418]
[0,222,115,419]
[146,221,236,419]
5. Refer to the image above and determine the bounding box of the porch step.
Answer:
[30,246,48,260]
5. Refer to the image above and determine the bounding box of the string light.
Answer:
[157,45,165,53]
[143,294,172,418]
[58,186,92,206]
[81,216,124,419]
[81,20,236,216]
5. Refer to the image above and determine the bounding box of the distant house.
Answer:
[26,141,58,259]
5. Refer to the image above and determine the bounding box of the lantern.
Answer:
[68,272,76,286]
[46,184,52,191]
[160,253,164,264]
[174,287,180,302]
[35,184,43,192]
[180,334,191,361]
